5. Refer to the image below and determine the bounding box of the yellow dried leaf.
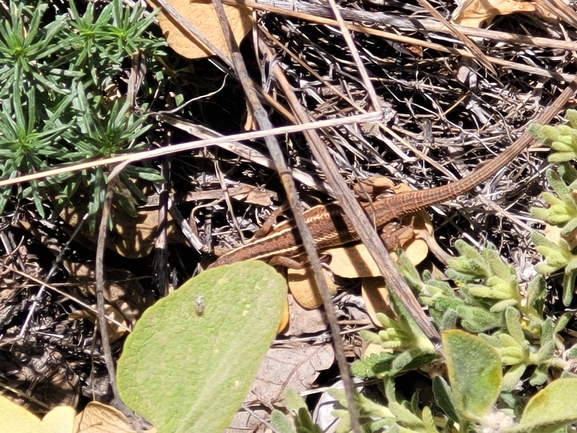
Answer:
[362,277,395,327]
[0,394,40,433]
[326,239,427,279]
[74,402,156,433]
[276,297,290,334]
[403,238,429,266]
[287,267,338,309]
[451,0,536,27]
[41,406,75,433]
[150,0,252,59]
[544,223,562,244]
[326,244,382,278]
[69,305,128,343]
[364,342,390,357]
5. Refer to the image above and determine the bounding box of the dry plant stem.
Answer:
[17,215,90,339]
[246,1,575,81]
[155,114,322,188]
[268,55,441,344]
[95,177,140,424]
[228,0,577,52]
[4,265,130,332]
[209,1,362,431]
[259,25,461,181]
[323,0,380,110]
[0,112,380,189]
[270,72,577,348]
[154,159,171,297]
[415,0,497,76]
[95,179,121,401]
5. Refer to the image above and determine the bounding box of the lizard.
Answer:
[208,79,577,269]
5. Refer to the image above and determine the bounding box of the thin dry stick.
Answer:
[252,5,574,81]
[0,113,380,189]
[95,179,121,401]
[94,176,142,427]
[258,25,461,180]
[209,1,362,431]
[267,45,442,343]
[416,0,497,76]
[323,0,380,111]
[6,265,129,331]
[226,0,577,52]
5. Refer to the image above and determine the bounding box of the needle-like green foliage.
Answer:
[0,0,165,224]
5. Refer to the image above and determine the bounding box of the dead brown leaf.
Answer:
[60,201,184,259]
[245,344,335,406]
[74,401,156,433]
[362,277,395,327]
[282,294,329,336]
[65,262,154,325]
[451,0,536,27]
[68,304,128,343]
[149,0,252,59]
[287,266,339,309]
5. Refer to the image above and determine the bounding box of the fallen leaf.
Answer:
[282,294,329,336]
[277,297,290,334]
[362,277,395,327]
[327,244,381,278]
[60,200,184,258]
[74,402,150,433]
[245,344,335,406]
[150,0,252,59]
[41,406,75,433]
[287,266,339,309]
[364,343,389,357]
[65,262,154,325]
[0,394,40,433]
[451,0,536,27]
[68,304,128,343]
[225,410,269,433]
[0,397,79,433]
[325,239,427,279]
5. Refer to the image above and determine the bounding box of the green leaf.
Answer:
[504,307,525,344]
[507,378,577,433]
[442,330,502,421]
[351,352,395,378]
[117,261,287,433]
[271,410,296,433]
[501,364,526,392]
[562,258,577,306]
[456,305,500,332]
[296,407,321,433]
[432,376,460,423]
[388,401,425,430]
[284,388,308,413]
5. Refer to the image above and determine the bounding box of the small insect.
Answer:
[194,295,206,316]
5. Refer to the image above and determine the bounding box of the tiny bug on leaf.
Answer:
[194,295,205,316]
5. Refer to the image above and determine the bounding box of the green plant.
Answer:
[528,110,577,305]
[117,261,287,432]
[0,0,165,225]
[318,110,577,433]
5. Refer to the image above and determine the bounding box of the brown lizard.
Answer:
[209,80,577,268]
